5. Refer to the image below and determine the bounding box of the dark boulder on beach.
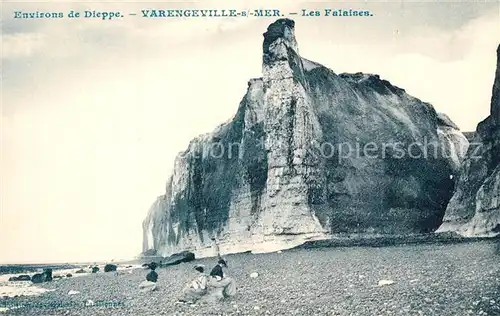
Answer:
[8,275,31,282]
[17,275,31,281]
[31,269,52,283]
[141,262,158,269]
[92,266,99,273]
[162,251,195,267]
[75,269,86,274]
[104,264,117,272]
[31,273,45,284]
[66,273,72,277]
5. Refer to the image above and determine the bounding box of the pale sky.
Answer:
[1,0,499,264]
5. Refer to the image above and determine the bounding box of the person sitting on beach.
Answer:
[209,258,225,280]
[139,263,158,292]
[145,262,158,282]
[208,258,236,299]
[177,264,209,304]
[146,269,158,283]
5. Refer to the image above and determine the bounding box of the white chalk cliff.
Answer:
[143,19,468,258]
[438,44,500,237]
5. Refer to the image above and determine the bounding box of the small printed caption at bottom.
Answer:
[1,300,124,310]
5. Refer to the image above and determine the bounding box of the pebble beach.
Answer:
[1,240,499,316]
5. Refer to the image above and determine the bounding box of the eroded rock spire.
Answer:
[263,18,299,65]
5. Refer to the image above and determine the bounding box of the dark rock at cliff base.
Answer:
[91,266,99,273]
[143,18,468,257]
[104,264,117,272]
[293,232,496,250]
[438,44,500,237]
[162,251,195,267]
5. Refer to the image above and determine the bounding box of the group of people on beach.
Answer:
[138,257,236,304]
[177,257,236,304]
[139,239,236,304]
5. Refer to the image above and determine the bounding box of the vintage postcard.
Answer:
[1,0,499,315]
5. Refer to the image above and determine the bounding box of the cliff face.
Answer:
[438,44,500,236]
[143,19,468,257]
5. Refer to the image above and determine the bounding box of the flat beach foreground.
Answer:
[2,241,499,316]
